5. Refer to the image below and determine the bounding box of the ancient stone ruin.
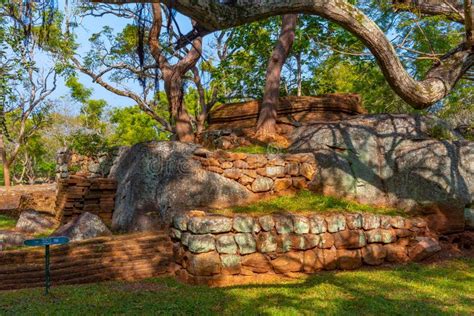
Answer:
[171,211,438,285]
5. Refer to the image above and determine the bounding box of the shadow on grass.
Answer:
[1,259,472,315]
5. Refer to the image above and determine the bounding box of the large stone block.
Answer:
[362,214,380,230]
[365,229,397,244]
[326,214,346,233]
[361,244,387,265]
[276,234,293,253]
[275,215,294,234]
[233,215,258,233]
[319,232,335,249]
[384,241,409,263]
[271,252,304,273]
[303,249,324,273]
[274,178,293,192]
[320,247,338,270]
[251,177,274,192]
[188,234,215,253]
[241,253,272,273]
[258,215,275,231]
[293,215,310,234]
[333,230,366,249]
[187,216,233,234]
[345,213,362,230]
[173,214,188,231]
[309,215,327,234]
[235,233,256,254]
[256,232,278,253]
[408,237,441,261]
[186,251,221,276]
[337,249,362,270]
[220,254,241,275]
[216,234,237,254]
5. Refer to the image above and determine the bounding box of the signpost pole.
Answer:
[23,236,69,296]
[45,245,50,295]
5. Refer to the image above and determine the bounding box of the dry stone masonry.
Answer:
[55,176,117,226]
[171,211,440,285]
[193,149,317,193]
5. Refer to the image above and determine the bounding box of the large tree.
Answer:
[96,0,473,110]
[72,2,204,142]
[0,2,67,187]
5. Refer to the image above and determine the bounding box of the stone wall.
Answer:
[0,184,56,217]
[171,211,440,286]
[0,232,172,291]
[55,176,117,226]
[56,148,120,179]
[193,150,316,193]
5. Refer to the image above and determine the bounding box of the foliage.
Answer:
[218,190,404,216]
[67,130,108,157]
[1,259,472,314]
[108,106,169,147]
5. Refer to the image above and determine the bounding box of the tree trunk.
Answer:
[257,14,297,136]
[296,53,302,97]
[164,74,195,143]
[0,134,10,187]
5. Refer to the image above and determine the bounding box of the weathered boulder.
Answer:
[0,231,27,249]
[290,114,473,233]
[15,210,58,234]
[408,237,441,261]
[52,212,112,241]
[109,142,253,232]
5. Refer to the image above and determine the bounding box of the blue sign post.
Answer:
[24,237,70,295]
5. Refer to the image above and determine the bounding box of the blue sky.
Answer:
[52,0,193,113]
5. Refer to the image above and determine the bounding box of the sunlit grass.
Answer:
[216,190,404,216]
[0,214,16,230]
[1,259,472,315]
[230,144,288,155]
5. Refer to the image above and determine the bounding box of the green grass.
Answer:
[230,144,287,155]
[217,190,404,216]
[0,259,472,315]
[0,214,16,230]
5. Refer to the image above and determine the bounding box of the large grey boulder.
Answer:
[290,114,473,233]
[52,212,112,241]
[109,141,253,232]
[15,210,58,234]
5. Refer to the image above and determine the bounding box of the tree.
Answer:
[109,105,169,146]
[0,3,68,187]
[71,2,205,142]
[257,14,297,136]
[96,0,473,110]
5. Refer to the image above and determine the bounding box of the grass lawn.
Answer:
[1,259,472,315]
[0,214,16,230]
[217,190,404,216]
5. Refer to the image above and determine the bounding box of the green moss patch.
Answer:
[215,190,404,216]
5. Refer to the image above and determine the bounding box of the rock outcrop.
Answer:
[290,114,473,233]
[15,210,58,234]
[109,142,254,232]
[53,212,112,241]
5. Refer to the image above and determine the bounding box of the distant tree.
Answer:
[108,105,169,146]
[0,2,69,187]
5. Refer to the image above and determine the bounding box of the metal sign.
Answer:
[24,236,70,295]
[24,237,70,247]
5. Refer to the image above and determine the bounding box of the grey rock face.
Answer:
[109,142,253,232]
[16,210,57,234]
[52,212,112,241]
[290,114,474,233]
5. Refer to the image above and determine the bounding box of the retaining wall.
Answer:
[55,176,117,225]
[193,150,316,193]
[171,211,440,286]
[0,232,173,291]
